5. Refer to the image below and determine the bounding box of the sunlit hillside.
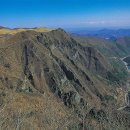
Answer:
[0,28,52,35]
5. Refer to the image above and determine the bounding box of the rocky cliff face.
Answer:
[0,29,129,130]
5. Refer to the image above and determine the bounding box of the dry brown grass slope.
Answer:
[0,28,52,35]
[0,28,129,130]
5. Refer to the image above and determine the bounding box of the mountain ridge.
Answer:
[0,28,130,130]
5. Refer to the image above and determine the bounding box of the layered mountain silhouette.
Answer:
[0,28,130,130]
[71,28,130,39]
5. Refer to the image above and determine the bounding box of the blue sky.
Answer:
[0,0,130,29]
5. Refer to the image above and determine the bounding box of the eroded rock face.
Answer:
[10,29,111,106]
[0,29,129,130]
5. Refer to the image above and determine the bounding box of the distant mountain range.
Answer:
[70,28,130,39]
[0,26,9,29]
